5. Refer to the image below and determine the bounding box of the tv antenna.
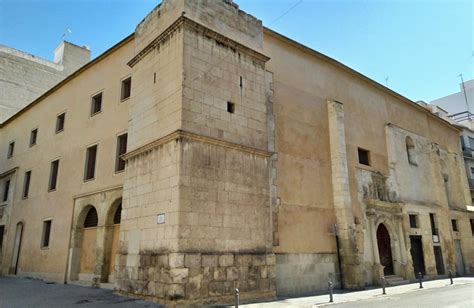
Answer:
[458,73,470,112]
[62,28,72,41]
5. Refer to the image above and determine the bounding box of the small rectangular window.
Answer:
[0,225,4,251]
[91,93,103,116]
[30,128,38,147]
[49,160,60,191]
[409,214,418,228]
[451,219,458,232]
[7,142,14,158]
[84,145,98,181]
[23,170,31,199]
[358,148,370,166]
[56,113,65,133]
[115,133,128,172]
[41,220,52,248]
[227,101,235,114]
[470,219,474,235]
[430,213,437,235]
[3,180,10,202]
[121,77,131,101]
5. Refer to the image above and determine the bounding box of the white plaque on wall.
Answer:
[157,213,165,224]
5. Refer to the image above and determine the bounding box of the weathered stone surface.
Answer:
[185,253,202,268]
[213,267,226,281]
[169,253,185,268]
[226,267,239,281]
[266,254,276,266]
[202,255,218,267]
[219,254,234,267]
[235,255,252,267]
[164,284,185,300]
[170,268,189,283]
[252,255,266,266]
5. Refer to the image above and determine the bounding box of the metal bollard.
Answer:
[234,288,240,308]
[381,276,386,295]
[418,272,423,289]
[448,270,453,285]
[328,281,334,303]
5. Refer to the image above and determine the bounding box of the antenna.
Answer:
[458,73,470,113]
[385,77,389,87]
[61,28,72,41]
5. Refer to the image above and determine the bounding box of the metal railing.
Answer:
[450,111,474,122]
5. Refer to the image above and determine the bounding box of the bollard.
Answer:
[418,272,423,289]
[381,276,386,295]
[234,288,240,308]
[448,270,453,285]
[328,281,334,303]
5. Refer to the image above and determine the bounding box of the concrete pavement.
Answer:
[241,277,474,307]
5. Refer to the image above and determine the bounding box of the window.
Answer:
[49,160,60,191]
[84,145,98,181]
[7,142,14,158]
[406,136,417,165]
[451,219,458,232]
[23,170,31,199]
[471,167,474,177]
[56,113,65,133]
[409,214,418,228]
[469,137,474,149]
[3,180,10,202]
[227,101,235,114]
[115,133,128,172]
[113,203,122,224]
[430,213,438,235]
[470,219,474,235]
[84,207,98,228]
[91,93,102,116]
[358,148,370,166]
[41,220,52,248]
[0,225,4,251]
[121,77,131,101]
[30,128,38,147]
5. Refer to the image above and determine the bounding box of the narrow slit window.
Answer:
[56,113,65,133]
[23,170,31,199]
[227,101,235,114]
[30,128,38,147]
[0,225,4,251]
[451,219,458,232]
[358,148,370,166]
[3,180,10,202]
[84,145,98,181]
[49,159,60,191]
[41,220,52,248]
[91,93,103,116]
[115,133,128,172]
[121,77,131,101]
[409,214,418,228]
[7,142,14,158]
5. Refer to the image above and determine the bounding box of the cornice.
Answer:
[123,130,272,161]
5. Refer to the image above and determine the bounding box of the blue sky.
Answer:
[0,0,472,102]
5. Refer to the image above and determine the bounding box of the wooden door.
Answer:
[377,224,394,275]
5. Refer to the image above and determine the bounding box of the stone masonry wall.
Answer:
[116,252,275,304]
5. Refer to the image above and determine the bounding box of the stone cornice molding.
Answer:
[123,130,272,161]
[0,166,19,179]
[128,15,270,68]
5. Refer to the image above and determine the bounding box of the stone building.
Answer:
[0,0,473,305]
[0,41,90,122]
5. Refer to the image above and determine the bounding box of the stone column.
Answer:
[327,100,363,289]
[397,215,409,278]
[367,211,383,284]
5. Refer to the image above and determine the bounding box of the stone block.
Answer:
[252,255,266,266]
[202,255,218,267]
[164,284,185,300]
[235,254,252,267]
[266,254,276,266]
[267,265,276,279]
[203,267,213,282]
[155,283,165,297]
[260,266,267,279]
[238,266,249,280]
[157,255,169,268]
[209,282,225,296]
[170,268,189,284]
[169,253,185,268]
[185,253,202,268]
[213,267,226,281]
[159,268,171,284]
[219,254,234,267]
[226,267,239,281]
[259,279,271,292]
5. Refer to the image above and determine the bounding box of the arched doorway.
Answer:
[79,207,98,280]
[10,222,24,275]
[377,224,394,275]
[106,202,121,282]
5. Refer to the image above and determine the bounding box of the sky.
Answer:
[0,0,472,103]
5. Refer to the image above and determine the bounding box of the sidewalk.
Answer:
[241,277,474,307]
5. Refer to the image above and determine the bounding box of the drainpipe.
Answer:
[334,224,344,289]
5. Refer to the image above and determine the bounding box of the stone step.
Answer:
[384,275,410,286]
